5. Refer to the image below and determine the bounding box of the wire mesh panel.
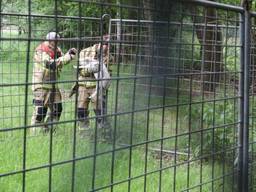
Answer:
[0,0,253,192]
[108,4,242,191]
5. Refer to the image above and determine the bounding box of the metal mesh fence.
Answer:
[0,0,255,191]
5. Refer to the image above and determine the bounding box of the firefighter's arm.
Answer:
[57,48,77,67]
[34,50,54,69]
[79,59,99,76]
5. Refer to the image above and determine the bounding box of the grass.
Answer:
[0,34,237,191]
[0,132,234,191]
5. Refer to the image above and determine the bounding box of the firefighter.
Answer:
[31,32,77,134]
[71,35,111,134]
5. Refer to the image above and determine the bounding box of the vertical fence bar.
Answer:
[22,0,31,191]
[199,7,207,192]
[48,1,59,191]
[222,10,229,192]
[127,3,141,192]
[242,2,251,191]
[71,2,82,191]
[233,13,240,192]
[238,10,245,192]
[110,2,124,191]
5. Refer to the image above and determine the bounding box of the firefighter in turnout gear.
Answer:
[31,32,77,134]
[71,35,111,135]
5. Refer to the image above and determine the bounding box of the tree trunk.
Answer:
[143,0,153,20]
[191,2,223,92]
[142,0,174,75]
[142,0,154,74]
[142,0,177,95]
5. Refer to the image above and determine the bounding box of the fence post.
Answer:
[243,6,250,192]
[238,9,245,191]
[22,0,32,191]
[239,1,251,191]
[239,0,251,191]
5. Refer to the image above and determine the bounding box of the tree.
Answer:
[190,1,223,92]
[1,0,28,34]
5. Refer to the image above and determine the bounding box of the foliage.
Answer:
[1,0,118,38]
[225,46,240,73]
[185,97,237,160]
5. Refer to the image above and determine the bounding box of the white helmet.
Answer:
[46,32,60,40]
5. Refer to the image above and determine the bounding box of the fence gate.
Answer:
[0,0,256,191]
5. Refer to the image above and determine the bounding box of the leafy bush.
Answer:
[224,39,240,76]
[185,98,237,160]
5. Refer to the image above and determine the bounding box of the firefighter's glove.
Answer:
[45,60,56,70]
[68,48,78,59]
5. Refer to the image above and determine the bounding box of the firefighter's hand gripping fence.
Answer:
[0,0,256,191]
